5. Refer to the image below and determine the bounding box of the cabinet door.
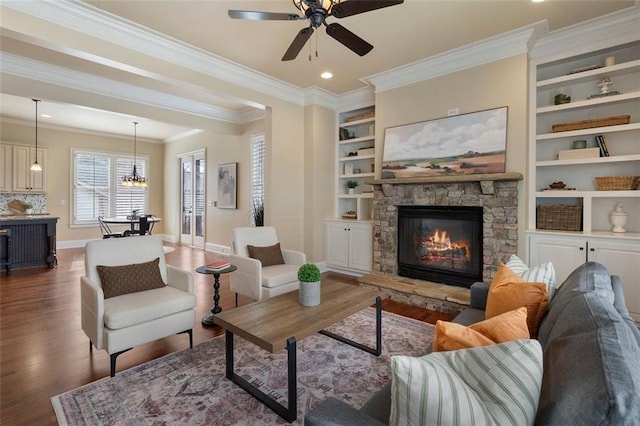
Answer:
[589,240,640,322]
[30,148,47,192]
[528,234,586,284]
[326,222,349,268]
[0,145,9,192]
[12,145,31,191]
[348,222,372,272]
[11,146,46,192]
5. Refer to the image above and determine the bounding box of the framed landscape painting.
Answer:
[217,162,237,209]
[382,106,508,179]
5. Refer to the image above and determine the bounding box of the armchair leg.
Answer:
[110,348,132,377]
[235,293,238,307]
[178,329,193,348]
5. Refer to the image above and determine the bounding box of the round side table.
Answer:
[196,264,237,326]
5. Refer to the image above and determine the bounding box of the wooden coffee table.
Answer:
[213,279,382,423]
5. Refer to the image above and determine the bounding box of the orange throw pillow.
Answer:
[486,263,549,337]
[433,307,530,352]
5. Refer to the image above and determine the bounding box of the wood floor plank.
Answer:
[0,244,453,425]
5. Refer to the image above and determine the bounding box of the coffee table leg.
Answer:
[202,273,222,326]
[225,332,298,423]
[319,296,382,356]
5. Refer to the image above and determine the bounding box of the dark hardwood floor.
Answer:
[0,244,453,425]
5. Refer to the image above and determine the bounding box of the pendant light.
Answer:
[122,121,148,187]
[30,99,42,172]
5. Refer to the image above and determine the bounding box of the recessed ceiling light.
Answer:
[531,0,544,3]
[41,114,52,118]
[321,71,333,79]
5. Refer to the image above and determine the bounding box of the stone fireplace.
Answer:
[359,173,522,314]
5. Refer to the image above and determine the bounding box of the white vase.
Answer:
[25,209,33,215]
[609,203,628,233]
[348,188,355,195]
[299,281,321,306]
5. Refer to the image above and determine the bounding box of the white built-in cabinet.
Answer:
[527,40,640,323]
[10,145,47,192]
[528,232,640,322]
[325,220,373,273]
[325,104,375,274]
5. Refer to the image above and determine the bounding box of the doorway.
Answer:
[179,150,205,248]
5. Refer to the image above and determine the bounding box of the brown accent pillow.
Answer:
[433,307,530,352]
[485,263,549,337]
[97,257,165,299]
[247,242,285,267]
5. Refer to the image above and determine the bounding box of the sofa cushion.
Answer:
[390,339,543,426]
[433,307,529,352]
[104,286,196,330]
[536,262,640,425]
[247,242,285,267]
[505,254,556,299]
[486,263,549,337]
[97,257,165,299]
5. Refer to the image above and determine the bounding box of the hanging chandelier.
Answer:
[122,121,148,187]
[30,99,42,171]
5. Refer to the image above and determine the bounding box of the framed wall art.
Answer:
[382,106,508,179]
[217,162,237,209]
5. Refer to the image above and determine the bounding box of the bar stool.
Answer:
[0,228,11,275]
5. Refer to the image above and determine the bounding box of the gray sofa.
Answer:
[305,262,640,425]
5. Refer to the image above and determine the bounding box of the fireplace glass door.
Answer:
[398,206,483,288]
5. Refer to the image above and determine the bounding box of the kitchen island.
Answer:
[0,215,58,272]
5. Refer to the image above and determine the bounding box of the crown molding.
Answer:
[336,87,375,112]
[2,0,308,107]
[530,4,640,63]
[361,22,546,93]
[0,116,163,143]
[0,52,245,124]
[303,87,339,110]
[239,107,266,124]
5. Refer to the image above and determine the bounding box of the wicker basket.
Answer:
[537,205,583,231]
[595,176,640,191]
[552,115,630,132]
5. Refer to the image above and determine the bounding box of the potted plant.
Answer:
[297,263,321,306]
[23,202,33,215]
[346,180,359,195]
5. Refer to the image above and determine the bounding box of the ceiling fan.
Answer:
[228,0,404,61]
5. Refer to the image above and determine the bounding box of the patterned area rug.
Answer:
[52,308,434,425]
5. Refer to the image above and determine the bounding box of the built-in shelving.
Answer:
[529,40,640,236]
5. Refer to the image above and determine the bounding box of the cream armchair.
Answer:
[81,235,196,377]
[230,226,306,304]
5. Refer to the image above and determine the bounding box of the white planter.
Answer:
[348,188,355,195]
[299,281,321,306]
[25,209,33,215]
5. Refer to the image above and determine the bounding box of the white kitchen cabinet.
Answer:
[325,220,372,273]
[527,231,640,322]
[12,145,47,192]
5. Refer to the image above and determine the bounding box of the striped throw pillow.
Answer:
[390,339,543,426]
[506,254,556,299]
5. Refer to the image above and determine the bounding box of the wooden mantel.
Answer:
[368,172,523,186]
[368,172,523,196]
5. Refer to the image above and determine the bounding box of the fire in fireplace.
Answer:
[397,206,483,288]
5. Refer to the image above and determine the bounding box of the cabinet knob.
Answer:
[590,248,595,252]
[579,247,584,251]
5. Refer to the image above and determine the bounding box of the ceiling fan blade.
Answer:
[325,23,373,56]
[228,10,302,21]
[282,27,315,61]
[331,0,404,19]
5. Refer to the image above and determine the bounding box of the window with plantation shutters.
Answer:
[251,134,265,226]
[72,149,148,225]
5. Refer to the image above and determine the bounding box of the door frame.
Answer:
[178,149,206,248]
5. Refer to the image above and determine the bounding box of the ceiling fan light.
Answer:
[292,0,340,13]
